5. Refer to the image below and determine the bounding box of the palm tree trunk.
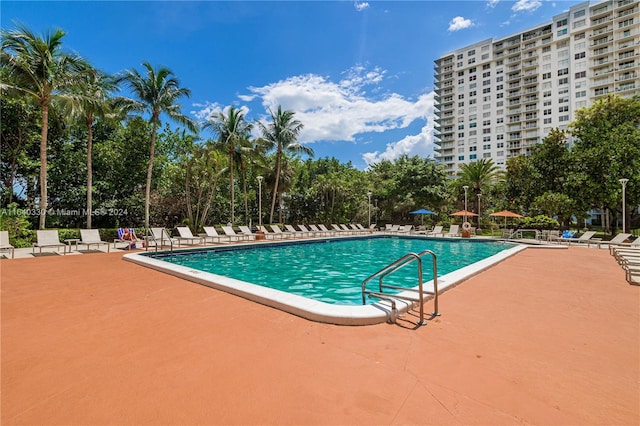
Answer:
[229,144,234,224]
[145,118,158,230]
[39,103,49,229]
[270,150,282,224]
[86,116,93,228]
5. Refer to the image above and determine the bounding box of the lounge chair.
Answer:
[258,225,282,240]
[317,224,338,236]
[222,226,250,242]
[114,228,142,250]
[332,224,352,235]
[427,225,444,236]
[270,225,294,239]
[444,224,460,237]
[0,230,15,258]
[175,226,203,245]
[298,224,318,237]
[349,224,367,235]
[596,233,632,249]
[385,224,400,234]
[285,224,311,238]
[33,230,67,255]
[549,229,578,243]
[556,230,597,245]
[79,229,110,252]
[309,224,332,236]
[607,236,640,253]
[200,226,229,244]
[397,224,413,234]
[238,226,257,241]
[148,227,180,248]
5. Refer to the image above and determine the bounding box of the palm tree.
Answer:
[115,62,198,230]
[1,24,89,229]
[67,68,117,228]
[257,106,313,223]
[458,158,502,194]
[203,106,252,224]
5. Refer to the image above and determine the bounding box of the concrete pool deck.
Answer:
[1,246,638,424]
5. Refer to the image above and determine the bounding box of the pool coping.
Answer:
[123,237,528,325]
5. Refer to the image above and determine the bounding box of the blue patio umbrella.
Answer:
[409,208,436,225]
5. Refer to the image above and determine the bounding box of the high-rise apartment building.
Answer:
[433,0,639,176]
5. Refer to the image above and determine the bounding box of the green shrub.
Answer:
[517,215,559,230]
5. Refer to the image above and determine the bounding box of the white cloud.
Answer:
[354,2,369,12]
[512,0,542,13]
[487,0,500,8]
[195,66,436,166]
[448,16,474,32]
[191,102,250,121]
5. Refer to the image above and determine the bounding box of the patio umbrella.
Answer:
[409,208,436,225]
[450,210,479,218]
[489,210,523,228]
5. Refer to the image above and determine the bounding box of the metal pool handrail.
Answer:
[361,250,439,325]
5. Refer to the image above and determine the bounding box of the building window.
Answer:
[559,115,569,122]
[575,71,586,79]
[558,77,568,85]
[544,118,552,124]
[558,106,569,113]
[557,68,569,76]
[470,154,477,160]
[574,52,585,60]
[469,146,477,152]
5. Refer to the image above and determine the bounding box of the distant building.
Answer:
[433,0,639,176]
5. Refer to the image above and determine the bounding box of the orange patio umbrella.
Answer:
[450,210,479,217]
[489,210,523,228]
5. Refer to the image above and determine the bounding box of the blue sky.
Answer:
[2,0,585,169]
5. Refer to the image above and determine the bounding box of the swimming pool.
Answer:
[124,235,525,325]
[151,237,509,305]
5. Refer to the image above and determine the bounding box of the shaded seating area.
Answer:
[33,230,66,255]
[79,229,110,252]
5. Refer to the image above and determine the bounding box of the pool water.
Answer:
[155,236,509,305]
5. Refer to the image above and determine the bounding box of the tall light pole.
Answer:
[620,178,629,233]
[477,192,482,230]
[367,191,372,229]
[257,176,263,227]
[463,185,469,223]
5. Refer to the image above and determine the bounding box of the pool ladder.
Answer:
[361,250,439,325]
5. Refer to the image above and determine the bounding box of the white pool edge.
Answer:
[123,242,528,326]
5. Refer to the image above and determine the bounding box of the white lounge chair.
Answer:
[200,226,229,244]
[285,224,312,238]
[33,230,67,255]
[79,229,110,252]
[270,225,294,239]
[557,230,597,245]
[0,230,15,258]
[258,225,282,239]
[222,226,249,242]
[317,224,337,236]
[298,224,318,237]
[148,227,180,248]
[175,226,203,245]
[426,225,444,236]
[308,224,331,236]
[397,224,413,234]
[444,225,460,237]
[596,233,632,249]
[238,226,257,240]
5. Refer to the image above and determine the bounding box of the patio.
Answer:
[1,246,638,425]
